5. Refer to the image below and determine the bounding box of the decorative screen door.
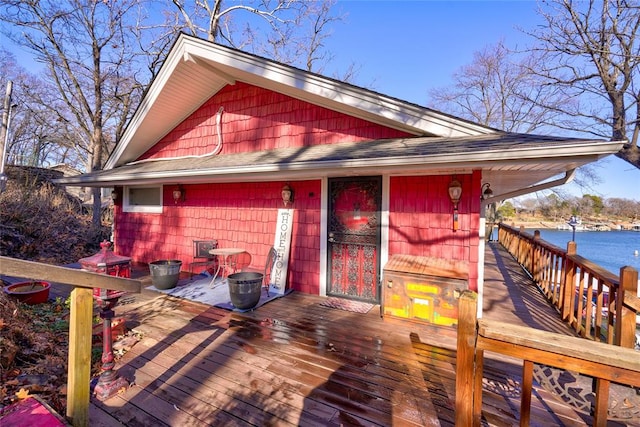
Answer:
[327,176,382,303]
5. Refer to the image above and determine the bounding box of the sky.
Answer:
[322,0,640,201]
[4,0,639,201]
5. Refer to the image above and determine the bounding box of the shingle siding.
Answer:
[138,82,411,161]
[114,83,481,294]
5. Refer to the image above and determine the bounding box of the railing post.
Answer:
[518,226,525,265]
[66,287,94,427]
[561,242,577,321]
[615,266,639,348]
[532,230,541,282]
[456,291,479,427]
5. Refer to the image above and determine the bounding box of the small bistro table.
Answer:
[208,248,246,287]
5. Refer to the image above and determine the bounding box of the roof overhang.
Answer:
[105,34,496,170]
[58,134,625,197]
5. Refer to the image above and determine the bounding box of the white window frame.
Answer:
[123,185,163,213]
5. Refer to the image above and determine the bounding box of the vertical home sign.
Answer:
[271,209,293,295]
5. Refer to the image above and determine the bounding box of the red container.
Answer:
[4,281,51,305]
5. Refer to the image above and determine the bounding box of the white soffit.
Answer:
[106,50,231,168]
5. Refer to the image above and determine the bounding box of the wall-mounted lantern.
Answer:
[481,182,493,200]
[448,179,462,231]
[281,184,293,206]
[173,184,185,204]
[111,189,118,201]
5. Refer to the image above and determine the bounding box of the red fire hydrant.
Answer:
[78,241,131,401]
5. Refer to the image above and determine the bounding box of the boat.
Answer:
[557,217,587,231]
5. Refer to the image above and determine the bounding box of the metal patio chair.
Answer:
[189,240,218,278]
[243,247,278,296]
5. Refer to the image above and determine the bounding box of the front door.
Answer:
[327,176,382,303]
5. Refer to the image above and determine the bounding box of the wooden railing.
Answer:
[0,256,142,427]
[455,291,640,426]
[497,223,639,348]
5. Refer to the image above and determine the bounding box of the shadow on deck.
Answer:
[47,244,638,426]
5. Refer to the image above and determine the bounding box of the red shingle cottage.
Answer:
[57,33,623,318]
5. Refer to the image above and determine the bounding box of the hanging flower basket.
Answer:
[4,281,51,305]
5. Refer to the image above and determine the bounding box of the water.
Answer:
[527,229,640,276]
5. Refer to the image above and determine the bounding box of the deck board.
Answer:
[63,244,619,425]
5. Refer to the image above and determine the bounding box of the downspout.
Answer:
[481,168,577,207]
[476,168,576,319]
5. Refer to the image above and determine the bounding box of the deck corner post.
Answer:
[66,287,94,427]
[455,290,479,427]
[561,242,577,321]
[615,266,638,348]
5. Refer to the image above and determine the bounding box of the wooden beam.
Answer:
[625,292,640,312]
[615,266,639,348]
[561,242,576,322]
[66,287,93,427]
[0,256,142,292]
[593,378,610,427]
[520,360,533,427]
[477,320,640,386]
[455,291,478,427]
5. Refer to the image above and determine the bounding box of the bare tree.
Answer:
[605,197,640,219]
[1,0,148,225]
[527,0,640,168]
[0,50,79,169]
[428,40,568,133]
[167,0,346,73]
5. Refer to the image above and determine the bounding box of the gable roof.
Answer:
[105,33,496,169]
[60,33,624,197]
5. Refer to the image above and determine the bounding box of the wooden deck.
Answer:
[61,244,625,426]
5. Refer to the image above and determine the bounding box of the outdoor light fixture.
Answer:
[448,178,462,231]
[448,179,462,207]
[481,182,494,200]
[111,189,118,200]
[281,184,293,206]
[173,185,185,204]
[568,215,579,242]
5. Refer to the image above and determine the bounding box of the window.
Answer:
[123,186,163,213]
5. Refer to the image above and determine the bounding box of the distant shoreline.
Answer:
[499,219,638,231]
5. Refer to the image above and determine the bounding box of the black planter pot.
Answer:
[149,260,182,290]
[227,272,263,309]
